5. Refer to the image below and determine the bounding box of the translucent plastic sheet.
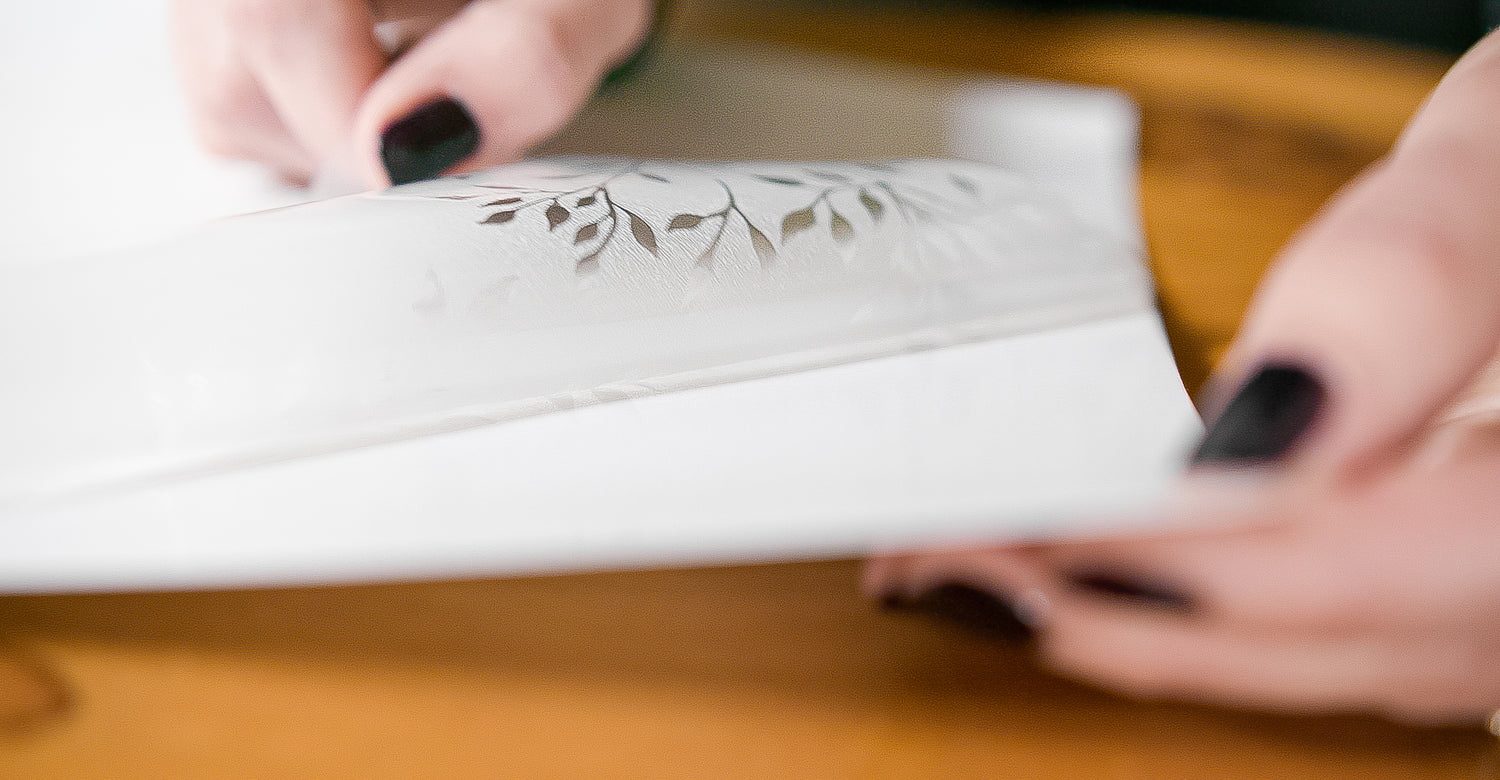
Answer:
[0,158,1153,509]
[0,28,1202,589]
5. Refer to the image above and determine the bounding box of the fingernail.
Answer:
[884,583,1034,642]
[379,98,480,185]
[1066,570,1196,613]
[1191,364,1326,466]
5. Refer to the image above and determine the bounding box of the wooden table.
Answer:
[4,3,1495,777]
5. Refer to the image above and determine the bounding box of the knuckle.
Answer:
[445,3,590,146]
[474,2,583,85]
[224,0,309,41]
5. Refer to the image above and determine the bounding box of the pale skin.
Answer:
[171,0,656,187]
[172,2,1500,726]
[869,28,1500,727]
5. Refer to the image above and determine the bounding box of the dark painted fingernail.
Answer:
[1067,570,1196,613]
[883,583,1033,642]
[380,98,480,185]
[1191,364,1325,466]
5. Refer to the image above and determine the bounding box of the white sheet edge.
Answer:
[0,311,1199,593]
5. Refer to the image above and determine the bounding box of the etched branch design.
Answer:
[754,167,988,266]
[428,163,989,276]
[463,165,665,275]
[665,180,776,270]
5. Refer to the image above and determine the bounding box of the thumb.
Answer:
[1193,31,1500,482]
[351,0,655,187]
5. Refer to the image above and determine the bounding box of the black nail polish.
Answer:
[380,98,480,185]
[1191,364,1325,466]
[1067,570,1196,613]
[885,583,1033,642]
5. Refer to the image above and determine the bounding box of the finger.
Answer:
[860,552,914,598]
[863,544,1447,716]
[864,546,1043,603]
[865,547,1362,715]
[170,0,318,181]
[367,0,465,57]
[1031,433,1500,634]
[191,69,319,183]
[863,546,1056,633]
[875,541,1500,722]
[1035,583,1500,724]
[231,0,385,167]
[1039,589,1372,714]
[352,0,655,186]
[368,0,468,22]
[1197,30,1500,481]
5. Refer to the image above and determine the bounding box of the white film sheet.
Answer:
[0,11,1199,591]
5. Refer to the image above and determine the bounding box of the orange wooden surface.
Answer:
[4,4,1497,778]
[2,561,1496,778]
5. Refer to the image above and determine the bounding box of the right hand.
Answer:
[865,29,1500,726]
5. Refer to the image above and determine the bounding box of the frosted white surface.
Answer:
[0,159,1151,506]
[0,4,1199,591]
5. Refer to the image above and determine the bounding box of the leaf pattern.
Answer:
[781,207,816,242]
[829,210,853,244]
[627,210,658,255]
[668,214,703,230]
[694,234,722,270]
[546,202,570,230]
[949,174,979,196]
[461,161,987,277]
[748,223,776,267]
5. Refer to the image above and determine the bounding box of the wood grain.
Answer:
[1,561,1494,778]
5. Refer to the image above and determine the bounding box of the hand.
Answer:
[866,29,1500,726]
[172,0,656,187]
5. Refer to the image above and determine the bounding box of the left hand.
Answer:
[172,0,657,188]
